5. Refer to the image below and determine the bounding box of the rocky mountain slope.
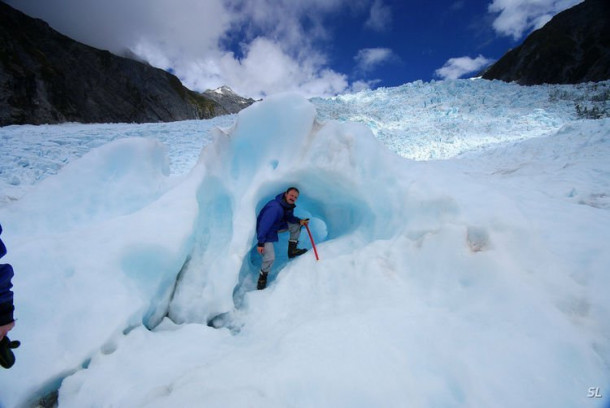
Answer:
[0,1,234,126]
[482,0,610,85]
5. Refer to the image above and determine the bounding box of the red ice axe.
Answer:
[304,223,319,261]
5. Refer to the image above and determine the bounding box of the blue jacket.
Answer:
[256,193,301,247]
[0,224,15,326]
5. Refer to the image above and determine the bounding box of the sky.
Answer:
[5,0,584,98]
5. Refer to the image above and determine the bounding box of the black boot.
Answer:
[257,270,268,290]
[288,241,308,258]
[0,336,20,369]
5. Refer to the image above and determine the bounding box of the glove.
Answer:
[0,335,20,369]
[300,218,310,226]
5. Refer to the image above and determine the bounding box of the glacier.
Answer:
[0,79,609,408]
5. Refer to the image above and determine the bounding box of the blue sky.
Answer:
[6,0,583,98]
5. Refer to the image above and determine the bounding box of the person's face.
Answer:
[285,190,299,205]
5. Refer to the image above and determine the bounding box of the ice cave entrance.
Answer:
[233,177,373,305]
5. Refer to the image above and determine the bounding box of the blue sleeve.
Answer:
[0,225,15,325]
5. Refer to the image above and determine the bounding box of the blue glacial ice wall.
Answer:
[167,93,409,324]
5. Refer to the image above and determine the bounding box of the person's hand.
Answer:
[0,321,15,341]
[300,218,309,226]
[257,246,264,255]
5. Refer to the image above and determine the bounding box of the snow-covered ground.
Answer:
[0,80,608,408]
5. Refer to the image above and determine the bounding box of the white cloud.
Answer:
[365,0,392,32]
[354,48,396,74]
[5,0,232,59]
[434,55,495,80]
[350,80,376,93]
[222,37,348,98]
[164,37,349,99]
[5,0,378,98]
[488,0,584,40]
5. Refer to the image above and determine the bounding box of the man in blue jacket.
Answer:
[256,187,309,290]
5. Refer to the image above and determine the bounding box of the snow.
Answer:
[0,79,609,408]
[211,85,236,97]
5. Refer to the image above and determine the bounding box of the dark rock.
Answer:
[0,2,229,126]
[482,0,610,85]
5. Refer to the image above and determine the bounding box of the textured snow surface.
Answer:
[0,80,608,408]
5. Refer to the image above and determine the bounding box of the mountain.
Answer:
[202,86,256,114]
[0,1,227,126]
[482,0,610,85]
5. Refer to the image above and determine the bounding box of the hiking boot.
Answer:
[0,336,20,369]
[257,271,268,290]
[288,241,308,259]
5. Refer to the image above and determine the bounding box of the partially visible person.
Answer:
[0,223,18,369]
[255,187,309,290]
[0,223,15,340]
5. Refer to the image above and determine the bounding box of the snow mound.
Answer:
[0,85,608,408]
